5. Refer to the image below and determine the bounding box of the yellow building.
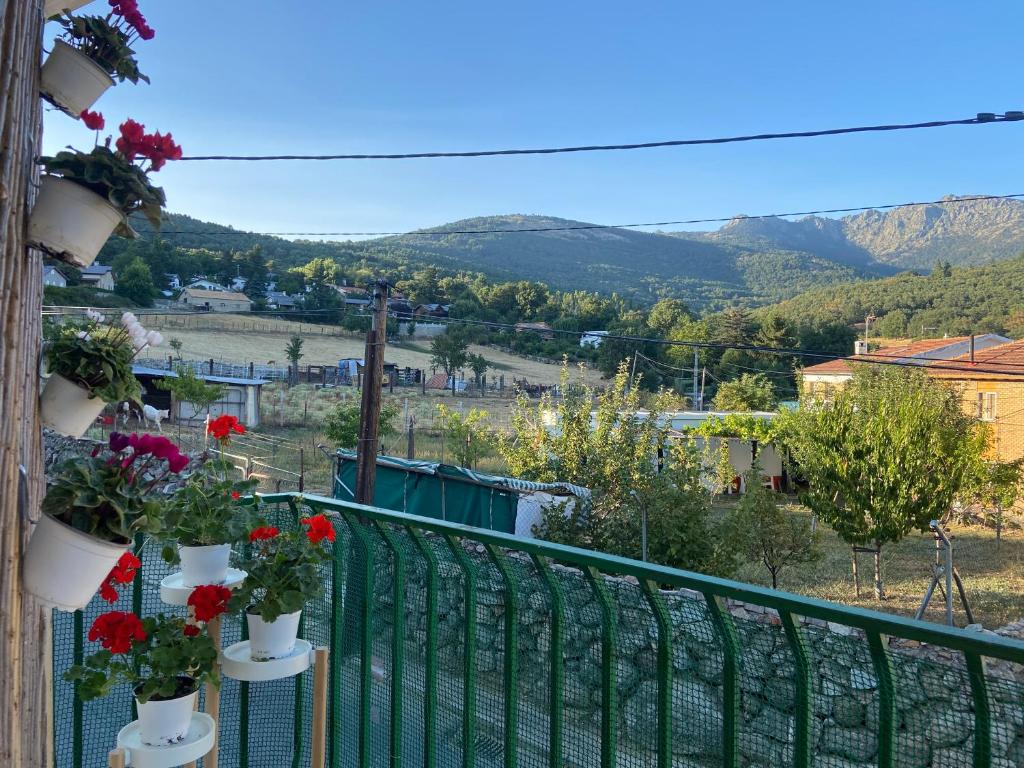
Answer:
[177,287,253,312]
[800,334,1024,462]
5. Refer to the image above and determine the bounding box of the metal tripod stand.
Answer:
[915,520,974,626]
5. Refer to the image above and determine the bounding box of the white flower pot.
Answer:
[136,682,198,747]
[40,373,106,437]
[40,39,114,116]
[179,544,232,587]
[28,176,122,268]
[44,0,95,17]
[23,512,128,611]
[247,609,302,661]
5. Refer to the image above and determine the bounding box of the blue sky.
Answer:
[43,1,1024,239]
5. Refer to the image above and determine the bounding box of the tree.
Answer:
[155,366,226,432]
[324,401,399,450]
[468,353,489,394]
[712,373,777,411]
[430,331,469,378]
[168,338,183,358]
[435,404,494,468]
[405,319,416,340]
[784,366,987,598]
[114,257,156,307]
[285,336,304,385]
[723,465,821,588]
[497,363,728,574]
[957,456,1024,545]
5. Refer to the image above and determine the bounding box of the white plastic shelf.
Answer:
[116,712,215,768]
[159,568,246,606]
[220,639,313,681]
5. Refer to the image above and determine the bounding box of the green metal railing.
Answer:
[54,492,1024,768]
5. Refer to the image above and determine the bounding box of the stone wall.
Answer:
[370,541,1024,768]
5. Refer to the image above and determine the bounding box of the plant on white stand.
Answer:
[231,515,336,660]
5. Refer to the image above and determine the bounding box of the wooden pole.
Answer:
[0,2,50,765]
[107,747,127,768]
[204,614,222,768]
[355,280,388,505]
[310,647,330,768]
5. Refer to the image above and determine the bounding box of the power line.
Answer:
[144,192,1024,238]
[179,112,1024,162]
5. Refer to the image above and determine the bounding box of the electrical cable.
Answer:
[141,192,1024,238]
[179,112,1024,162]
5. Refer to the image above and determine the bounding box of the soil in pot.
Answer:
[135,676,198,747]
[246,607,302,661]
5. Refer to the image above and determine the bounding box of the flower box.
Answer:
[40,38,114,116]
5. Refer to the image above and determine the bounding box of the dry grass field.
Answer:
[145,312,604,386]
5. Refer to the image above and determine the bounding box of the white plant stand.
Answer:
[159,570,244,768]
[108,712,214,768]
[220,639,313,682]
[159,568,246,607]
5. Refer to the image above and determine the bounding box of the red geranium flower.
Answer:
[80,110,105,130]
[207,415,245,440]
[99,580,119,603]
[88,611,146,654]
[183,622,200,637]
[300,515,336,544]
[187,584,232,623]
[98,552,141,603]
[231,491,241,500]
[249,526,279,542]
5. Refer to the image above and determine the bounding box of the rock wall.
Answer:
[370,542,1024,768]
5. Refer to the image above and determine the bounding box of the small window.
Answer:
[978,392,998,422]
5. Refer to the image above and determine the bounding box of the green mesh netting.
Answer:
[54,500,1024,768]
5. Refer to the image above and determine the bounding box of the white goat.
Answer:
[142,404,170,433]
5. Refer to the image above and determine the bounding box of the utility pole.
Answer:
[692,349,699,409]
[355,279,388,504]
[628,350,639,393]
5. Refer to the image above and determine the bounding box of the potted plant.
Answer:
[29,117,181,267]
[41,310,161,436]
[231,515,335,660]
[63,585,229,746]
[160,415,259,586]
[45,1,97,19]
[23,431,188,611]
[41,0,153,116]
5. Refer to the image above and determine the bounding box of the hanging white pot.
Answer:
[44,0,95,18]
[246,609,302,660]
[135,680,198,747]
[40,373,106,437]
[23,513,128,611]
[28,176,122,268]
[179,544,232,587]
[40,40,114,117]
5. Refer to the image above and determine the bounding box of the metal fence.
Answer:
[55,492,1024,768]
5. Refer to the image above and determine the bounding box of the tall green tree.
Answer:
[430,331,469,378]
[784,366,987,598]
[285,335,304,385]
[114,257,157,307]
[712,372,777,411]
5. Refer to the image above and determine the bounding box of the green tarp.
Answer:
[332,450,587,533]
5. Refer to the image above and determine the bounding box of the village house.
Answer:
[413,303,450,319]
[265,291,297,309]
[800,334,1024,461]
[79,264,115,291]
[42,265,67,287]
[177,287,253,312]
[184,278,229,292]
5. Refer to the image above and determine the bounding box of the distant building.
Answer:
[388,298,415,319]
[580,330,609,348]
[42,265,68,288]
[230,276,248,292]
[177,288,253,313]
[80,264,115,291]
[165,273,181,289]
[132,365,267,426]
[515,321,555,340]
[265,291,297,309]
[799,334,1024,462]
[184,279,228,292]
[414,303,450,319]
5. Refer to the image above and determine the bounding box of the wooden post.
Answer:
[0,2,51,766]
[107,748,127,768]
[310,647,330,768]
[204,614,222,768]
[355,280,388,505]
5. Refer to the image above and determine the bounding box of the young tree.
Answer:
[430,331,469,378]
[155,366,226,432]
[468,353,489,394]
[712,372,777,411]
[168,338,183,359]
[723,465,821,588]
[784,366,987,598]
[324,401,399,450]
[285,336,304,386]
[435,404,493,468]
[114,257,157,307]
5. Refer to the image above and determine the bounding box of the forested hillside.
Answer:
[753,255,1024,338]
